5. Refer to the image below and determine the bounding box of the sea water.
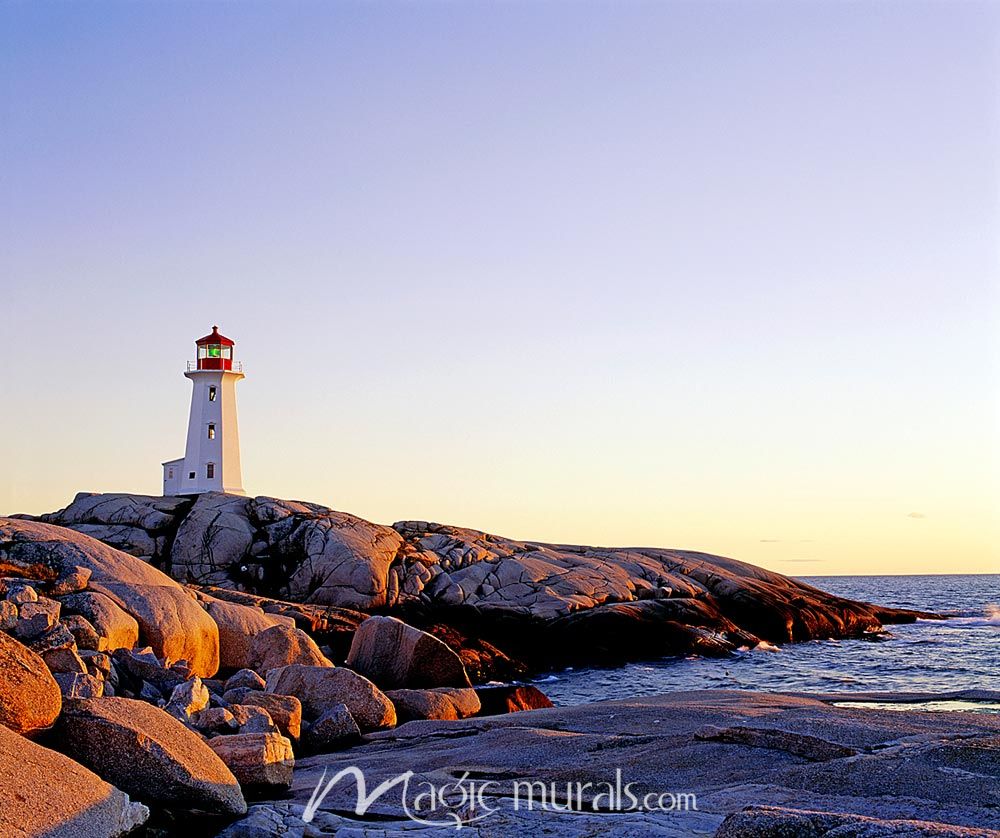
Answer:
[538,574,1000,707]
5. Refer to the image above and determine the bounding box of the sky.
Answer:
[2,1,998,576]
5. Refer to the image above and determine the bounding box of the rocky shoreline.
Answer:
[0,493,967,837]
[28,491,935,672]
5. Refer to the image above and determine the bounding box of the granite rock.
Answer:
[55,696,246,815]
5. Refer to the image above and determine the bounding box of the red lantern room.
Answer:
[195,326,236,371]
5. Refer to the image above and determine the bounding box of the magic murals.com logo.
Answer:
[303,765,698,828]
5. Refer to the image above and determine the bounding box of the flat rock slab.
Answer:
[220,690,1000,836]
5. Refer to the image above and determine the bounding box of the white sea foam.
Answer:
[753,641,781,652]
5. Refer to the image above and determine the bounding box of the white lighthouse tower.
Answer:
[162,326,246,496]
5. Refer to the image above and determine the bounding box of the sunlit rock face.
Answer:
[0,518,220,677]
[29,492,930,668]
[0,722,149,837]
[0,631,62,734]
[55,696,247,815]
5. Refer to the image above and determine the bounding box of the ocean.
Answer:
[538,574,1000,708]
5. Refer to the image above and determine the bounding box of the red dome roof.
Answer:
[195,326,235,346]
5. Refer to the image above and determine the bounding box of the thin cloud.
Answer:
[907,512,927,519]
[759,539,815,544]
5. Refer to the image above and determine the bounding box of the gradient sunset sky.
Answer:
[2,1,997,575]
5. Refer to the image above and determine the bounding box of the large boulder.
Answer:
[0,631,62,734]
[345,616,471,689]
[59,591,140,652]
[206,733,294,789]
[0,519,220,676]
[385,687,481,722]
[265,665,396,731]
[55,697,246,815]
[0,723,148,837]
[247,624,333,673]
[203,596,295,671]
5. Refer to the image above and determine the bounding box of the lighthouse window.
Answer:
[207,345,221,358]
[206,463,215,479]
[208,424,216,439]
[208,386,217,402]
[188,471,195,480]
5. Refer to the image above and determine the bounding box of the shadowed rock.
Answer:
[303,702,360,753]
[225,668,267,692]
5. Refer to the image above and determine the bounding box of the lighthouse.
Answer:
[162,326,246,496]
